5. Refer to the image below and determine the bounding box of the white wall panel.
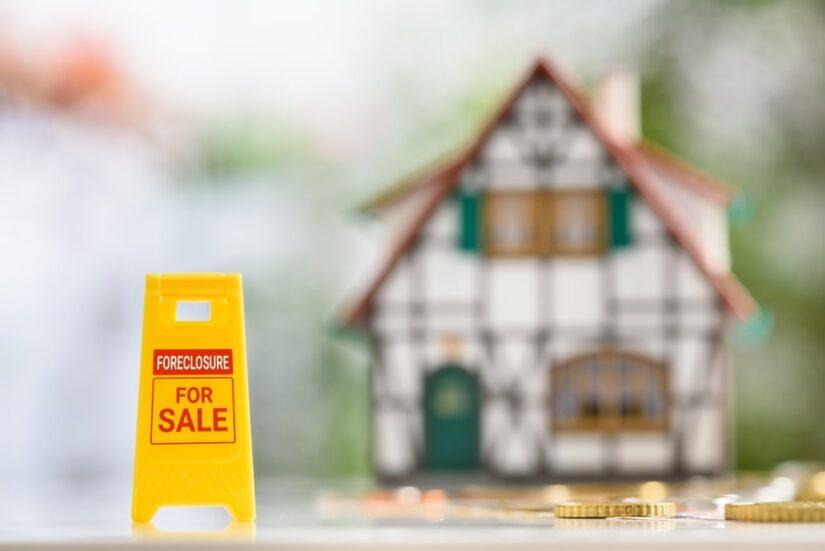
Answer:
[515,358,548,402]
[683,406,724,472]
[632,201,665,237]
[551,337,604,365]
[382,341,420,399]
[615,306,666,332]
[421,202,457,241]
[523,119,563,157]
[482,130,523,163]
[489,336,535,392]
[553,435,604,473]
[549,162,602,188]
[375,262,411,304]
[423,312,476,336]
[550,259,603,326]
[677,254,716,302]
[539,84,568,115]
[689,344,724,398]
[564,128,603,162]
[679,304,721,330]
[421,247,478,304]
[671,338,706,396]
[494,411,541,475]
[485,162,535,188]
[613,247,665,300]
[487,260,540,329]
[614,338,668,362]
[616,435,672,473]
[374,409,415,476]
[482,398,509,458]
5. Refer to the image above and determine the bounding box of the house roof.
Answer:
[635,140,737,204]
[343,57,756,326]
[362,150,466,213]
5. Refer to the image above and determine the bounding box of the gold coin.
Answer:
[796,472,825,501]
[725,502,825,522]
[555,502,677,518]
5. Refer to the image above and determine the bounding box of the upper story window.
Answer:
[483,190,606,257]
[484,192,541,255]
[548,191,606,255]
[551,351,668,433]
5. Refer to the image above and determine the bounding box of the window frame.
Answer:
[482,189,607,257]
[482,190,543,257]
[550,350,669,434]
[543,189,607,256]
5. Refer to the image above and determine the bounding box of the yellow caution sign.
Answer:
[132,273,255,522]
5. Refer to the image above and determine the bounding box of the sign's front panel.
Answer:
[132,274,255,523]
[150,376,236,445]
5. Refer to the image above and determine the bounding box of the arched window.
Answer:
[551,351,668,433]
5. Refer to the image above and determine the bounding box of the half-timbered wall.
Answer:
[368,76,730,479]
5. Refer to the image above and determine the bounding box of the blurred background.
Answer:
[0,0,823,492]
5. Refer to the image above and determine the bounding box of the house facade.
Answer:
[343,58,756,480]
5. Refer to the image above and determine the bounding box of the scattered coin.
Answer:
[725,501,825,522]
[555,502,677,518]
[796,472,825,501]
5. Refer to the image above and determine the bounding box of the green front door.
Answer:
[424,365,480,470]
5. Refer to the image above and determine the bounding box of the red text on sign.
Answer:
[153,349,233,375]
[156,385,229,433]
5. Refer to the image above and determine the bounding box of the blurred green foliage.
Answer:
[198,115,322,178]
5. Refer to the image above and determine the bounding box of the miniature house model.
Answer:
[343,57,756,480]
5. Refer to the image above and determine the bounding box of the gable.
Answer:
[343,58,756,326]
[471,76,616,190]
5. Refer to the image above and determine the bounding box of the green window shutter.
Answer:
[458,189,482,252]
[609,187,633,249]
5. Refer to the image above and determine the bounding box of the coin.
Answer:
[554,502,677,518]
[725,501,825,522]
[796,472,825,501]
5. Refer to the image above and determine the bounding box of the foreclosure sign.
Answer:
[132,273,255,523]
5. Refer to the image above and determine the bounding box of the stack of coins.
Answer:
[725,502,825,522]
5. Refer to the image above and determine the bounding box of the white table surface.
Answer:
[3,478,825,550]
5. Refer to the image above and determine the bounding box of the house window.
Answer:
[551,351,668,433]
[546,191,606,255]
[484,192,541,255]
[483,190,606,257]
